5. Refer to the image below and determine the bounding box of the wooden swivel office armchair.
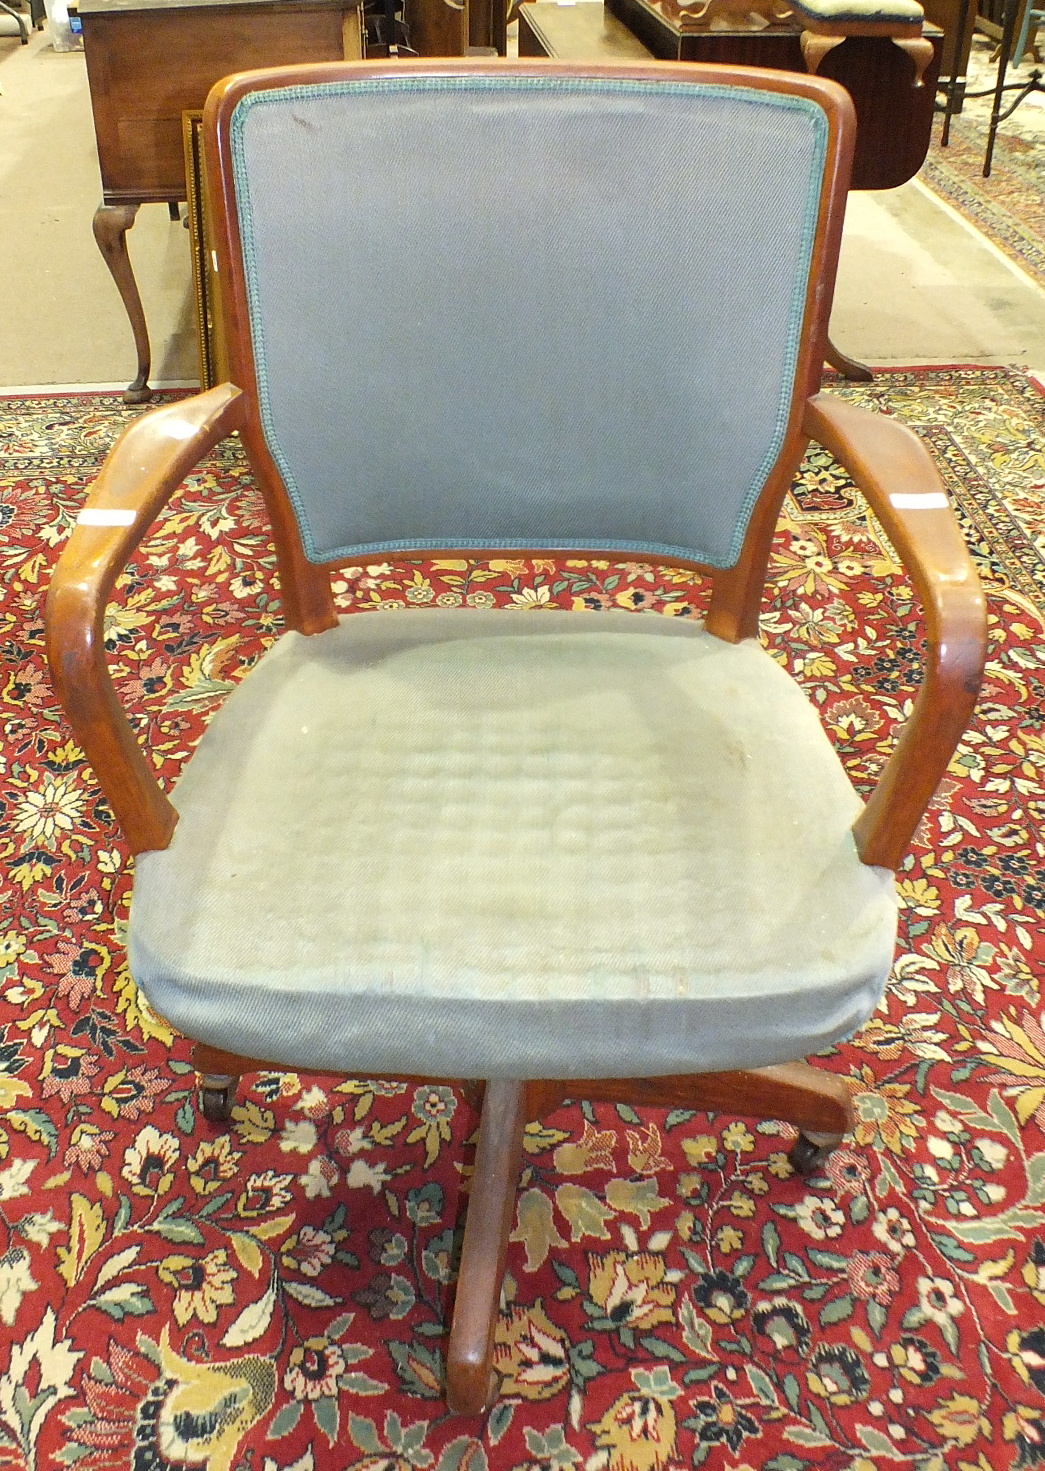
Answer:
[46,59,986,1416]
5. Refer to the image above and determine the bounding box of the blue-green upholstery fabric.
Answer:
[130,610,897,1079]
[228,76,828,568]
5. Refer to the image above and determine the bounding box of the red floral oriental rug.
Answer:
[1,365,1045,1471]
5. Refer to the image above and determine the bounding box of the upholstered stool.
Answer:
[788,0,933,83]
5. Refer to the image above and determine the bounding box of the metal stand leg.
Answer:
[985,0,1019,173]
[92,202,153,405]
[943,0,1045,173]
[939,0,973,144]
[984,67,1044,173]
[967,0,1045,173]
[0,0,29,42]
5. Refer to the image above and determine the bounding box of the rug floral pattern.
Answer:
[922,38,1045,291]
[1,367,1044,1471]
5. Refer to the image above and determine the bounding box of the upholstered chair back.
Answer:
[218,69,841,568]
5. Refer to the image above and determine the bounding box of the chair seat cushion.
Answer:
[130,608,897,1080]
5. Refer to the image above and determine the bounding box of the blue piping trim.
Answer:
[229,76,829,571]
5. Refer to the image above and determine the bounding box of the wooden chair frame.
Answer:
[45,61,987,1415]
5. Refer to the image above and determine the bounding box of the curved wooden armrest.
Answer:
[802,392,987,871]
[45,384,247,855]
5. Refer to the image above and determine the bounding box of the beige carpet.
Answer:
[2,21,1045,389]
[0,26,198,387]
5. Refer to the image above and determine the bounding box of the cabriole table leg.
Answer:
[825,334,873,381]
[93,202,153,404]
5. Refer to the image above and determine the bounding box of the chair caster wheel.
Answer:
[201,1080,236,1122]
[789,1132,837,1174]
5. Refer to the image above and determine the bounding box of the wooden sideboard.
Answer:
[81,0,371,204]
[518,0,652,55]
[81,0,490,401]
[81,0,371,400]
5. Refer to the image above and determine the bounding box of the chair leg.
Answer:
[529,1060,854,1140]
[529,1061,853,1172]
[688,1063,850,1170]
[0,0,29,42]
[825,334,873,382]
[696,1061,855,1138]
[446,1079,528,1416]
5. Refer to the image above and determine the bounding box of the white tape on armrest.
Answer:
[890,492,949,510]
[77,508,137,527]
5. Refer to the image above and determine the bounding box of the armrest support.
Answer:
[802,392,987,871]
[45,384,247,855]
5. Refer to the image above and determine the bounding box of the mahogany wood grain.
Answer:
[192,1046,852,1138]
[410,0,468,58]
[446,1080,528,1415]
[527,1063,854,1134]
[517,1,653,56]
[79,0,365,399]
[824,337,874,382]
[80,0,364,204]
[803,393,987,870]
[923,0,976,82]
[45,384,247,854]
[92,204,153,403]
[469,0,507,52]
